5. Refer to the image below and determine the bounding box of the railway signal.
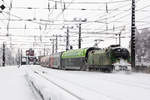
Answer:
[0,4,5,10]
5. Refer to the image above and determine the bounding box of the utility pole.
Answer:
[52,40,54,54]
[18,48,21,67]
[73,18,87,49]
[66,27,69,51]
[2,42,5,67]
[50,35,60,53]
[131,0,136,69]
[55,35,58,52]
[20,49,22,66]
[0,4,6,60]
[119,33,121,46]
[116,26,125,46]
[78,23,81,49]
[50,39,55,54]
[62,26,73,51]
[44,47,45,56]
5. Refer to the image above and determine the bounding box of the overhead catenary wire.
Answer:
[1,0,146,27]
[48,0,130,4]
[2,0,147,28]
[0,0,149,51]
[81,0,148,36]
[81,0,141,29]
[5,6,144,12]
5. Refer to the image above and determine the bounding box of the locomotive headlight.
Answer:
[127,65,132,71]
[114,65,120,71]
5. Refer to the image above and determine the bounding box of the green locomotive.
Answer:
[87,45,131,72]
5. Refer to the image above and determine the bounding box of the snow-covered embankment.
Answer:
[25,69,80,100]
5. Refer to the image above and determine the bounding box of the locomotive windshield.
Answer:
[111,48,130,60]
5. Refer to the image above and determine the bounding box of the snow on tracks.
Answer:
[0,66,36,100]
[25,68,83,100]
[24,65,150,100]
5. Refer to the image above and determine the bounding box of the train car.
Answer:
[61,47,99,70]
[40,56,49,67]
[49,52,63,69]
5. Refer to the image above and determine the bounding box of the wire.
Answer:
[2,11,49,25]
[138,27,150,30]
[82,0,141,29]
[6,6,140,12]
[48,0,130,4]
[83,0,149,36]
[52,0,75,21]
[0,34,67,38]
[0,13,7,25]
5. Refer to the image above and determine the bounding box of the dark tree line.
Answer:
[0,45,17,66]
[135,28,150,71]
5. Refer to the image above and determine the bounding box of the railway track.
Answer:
[24,66,150,100]
[61,70,150,90]
[36,67,150,91]
[56,69,150,90]
[33,69,123,100]
[33,70,84,100]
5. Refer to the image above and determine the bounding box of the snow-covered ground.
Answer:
[0,66,36,100]
[1,65,150,100]
[24,65,150,100]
